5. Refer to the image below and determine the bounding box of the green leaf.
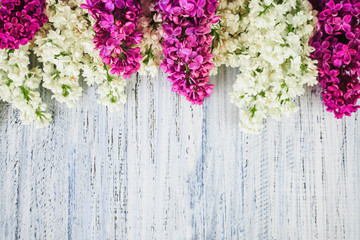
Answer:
[287,24,294,33]
[62,85,71,97]
[250,105,257,118]
[6,78,13,87]
[20,86,31,102]
[35,108,45,119]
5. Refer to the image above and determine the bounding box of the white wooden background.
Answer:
[0,67,359,239]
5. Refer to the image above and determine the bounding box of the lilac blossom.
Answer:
[82,0,143,79]
[0,0,47,49]
[158,0,219,105]
[310,0,360,118]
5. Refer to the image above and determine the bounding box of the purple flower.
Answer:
[82,0,143,79]
[310,0,360,118]
[163,24,182,43]
[172,0,195,16]
[326,0,343,15]
[99,13,114,29]
[101,0,125,11]
[333,15,352,32]
[343,2,360,16]
[188,55,203,70]
[0,0,47,49]
[335,44,356,65]
[175,42,191,58]
[194,0,206,17]
[313,40,330,58]
[157,0,219,104]
[158,0,172,13]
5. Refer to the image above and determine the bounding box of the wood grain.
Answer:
[0,67,359,239]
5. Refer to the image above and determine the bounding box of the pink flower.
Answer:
[82,0,143,79]
[99,13,114,29]
[188,55,203,70]
[0,0,47,49]
[163,24,182,43]
[343,2,360,16]
[310,0,360,118]
[333,15,352,32]
[101,0,125,11]
[175,42,191,58]
[194,0,206,17]
[157,0,219,104]
[172,0,195,16]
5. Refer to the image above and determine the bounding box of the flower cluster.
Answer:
[310,0,360,118]
[34,0,127,110]
[82,0,143,79]
[0,46,51,126]
[226,0,318,133]
[158,0,219,105]
[137,0,164,76]
[0,0,48,49]
[210,0,246,75]
[4,0,352,133]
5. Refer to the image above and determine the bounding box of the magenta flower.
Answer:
[343,2,360,16]
[172,0,195,16]
[188,55,203,70]
[333,15,352,32]
[102,0,125,11]
[99,13,115,29]
[337,44,356,65]
[163,24,182,43]
[82,0,143,79]
[0,0,47,49]
[326,0,343,15]
[312,40,331,59]
[310,0,360,118]
[158,0,219,105]
[194,0,206,17]
[175,42,191,58]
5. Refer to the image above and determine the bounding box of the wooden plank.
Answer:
[0,67,359,239]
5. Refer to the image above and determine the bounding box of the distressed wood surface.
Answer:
[0,67,359,239]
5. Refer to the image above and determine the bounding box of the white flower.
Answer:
[33,0,127,109]
[0,46,51,126]
[137,0,165,76]
[97,77,127,111]
[213,0,318,133]
[0,0,129,126]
